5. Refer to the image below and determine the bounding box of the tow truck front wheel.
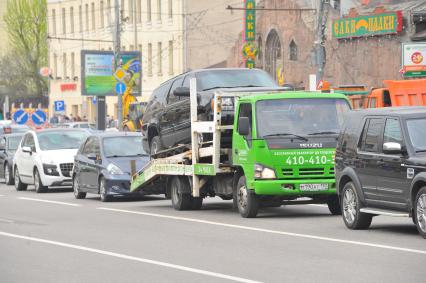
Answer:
[236,176,258,218]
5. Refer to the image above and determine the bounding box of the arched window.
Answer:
[289,40,298,61]
[265,29,281,81]
[256,36,263,68]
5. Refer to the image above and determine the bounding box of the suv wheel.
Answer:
[150,136,163,155]
[34,169,48,193]
[341,182,372,230]
[414,187,426,238]
[236,175,259,218]
[14,168,27,191]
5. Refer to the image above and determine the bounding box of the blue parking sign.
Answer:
[54,100,65,112]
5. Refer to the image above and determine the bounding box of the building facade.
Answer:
[227,0,426,89]
[47,0,184,121]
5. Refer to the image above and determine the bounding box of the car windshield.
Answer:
[406,118,426,152]
[8,136,23,150]
[37,131,89,150]
[197,69,277,91]
[78,123,95,129]
[256,98,350,138]
[103,136,147,157]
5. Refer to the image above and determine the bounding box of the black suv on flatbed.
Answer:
[141,68,286,154]
[335,107,426,238]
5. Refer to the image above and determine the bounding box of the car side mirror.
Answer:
[238,117,250,136]
[383,142,402,154]
[22,146,32,153]
[173,87,190,97]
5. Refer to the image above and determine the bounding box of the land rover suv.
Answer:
[335,107,426,238]
[141,68,285,154]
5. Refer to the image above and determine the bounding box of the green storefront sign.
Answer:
[333,11,403,39]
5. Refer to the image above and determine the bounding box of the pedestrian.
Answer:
[76,115,82,122]
[70,114,74,122]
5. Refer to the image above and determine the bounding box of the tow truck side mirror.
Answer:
[383,142,402,154]
[174,87,190,97]
[238,117,250,136]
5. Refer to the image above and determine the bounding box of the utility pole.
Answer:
[315,0,328,82]
[115,0,122,130]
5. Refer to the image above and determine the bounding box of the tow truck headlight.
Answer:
[221,97,234,111]
[107,163,123,175]
[254,163,276,179]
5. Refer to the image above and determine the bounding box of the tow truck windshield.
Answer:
[256,98,350,138]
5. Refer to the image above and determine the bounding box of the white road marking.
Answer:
[98,207,426,256]
[18,197,81,207]
[0,194,5,197]
[0,231,261,283]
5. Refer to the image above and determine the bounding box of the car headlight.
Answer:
[254,163,276,179]
[43,164,60,176]
[107,163,124,175]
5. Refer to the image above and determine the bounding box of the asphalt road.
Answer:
[0,184,425,283]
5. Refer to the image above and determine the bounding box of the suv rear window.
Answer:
[359,118,384,152]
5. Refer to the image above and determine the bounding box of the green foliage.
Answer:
[2,0,48,97]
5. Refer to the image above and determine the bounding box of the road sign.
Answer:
[115,82,126,95]
[54,100,65,112]
[92,97,97,104]
[13,109,29,125]
[113,68,126,81]
[31,109,47,125]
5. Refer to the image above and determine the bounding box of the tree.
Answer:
[3,0,48,97]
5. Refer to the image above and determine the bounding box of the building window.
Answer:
[168,0,172,19]
[147,0,151,22]
[148,43,152,76]
[79,5,83,32]
[128,0,133,23]
[53,53,58,78]
[157,42,162,75]
[70,7,74,33]
[100,1,104,28]
[63,53,67,79]
[52,9,56,35]
[62,8,66,34]
[71,52,75,78]
[85,4,89,31]
[265,29,282,81]
[91,2,95,30]
[122,46,126,51]
[157,0,161,22]
[289,40,298,61]
[137,0,142,23]
[168,40,173,75]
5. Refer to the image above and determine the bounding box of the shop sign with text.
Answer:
[402,43,426,78]
[333,11,403,39]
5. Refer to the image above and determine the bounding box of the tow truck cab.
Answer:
[231,92,351,216]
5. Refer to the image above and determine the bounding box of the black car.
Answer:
[0,133,24,185]
[335,107,426,238]
[141,68,287,154]
[73,132,150,201]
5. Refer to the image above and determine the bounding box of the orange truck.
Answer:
[365,79,426,108]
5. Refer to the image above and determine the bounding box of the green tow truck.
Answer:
[130,78,351,217]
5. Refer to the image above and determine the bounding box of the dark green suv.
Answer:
[335,107,426,238]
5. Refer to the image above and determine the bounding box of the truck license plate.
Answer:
[300,183,328,191]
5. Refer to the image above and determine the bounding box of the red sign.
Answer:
[60,83,77,92]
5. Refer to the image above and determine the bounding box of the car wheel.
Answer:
[99,177,111,202]
[236,175,258,218]
[414,187,426,239]
[341,182,372,230]
[73,175,86,199]
[327,195,342,215]
[34,169,47,193]
[14,168,27,191]
[4,163,13,185]
[170,176,192,210]
[150,136,163,155]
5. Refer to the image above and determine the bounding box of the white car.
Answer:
[13,129,90,192]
